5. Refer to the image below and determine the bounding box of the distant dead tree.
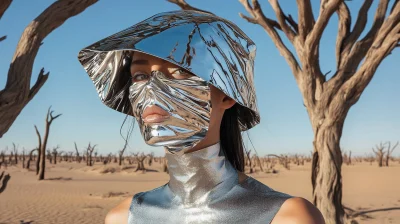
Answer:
[279,154,291,170]
[168,1,400,222]
[26,148,37,170]
[0,149,6,168]
[372,142,387,167]
[385,141,399,167]
[147,152,154,166]
[245,149,254,173]
[85,143,96,166]
[133,152,147,173]
[163,157,169,173]
[68,152,73,162]
[35,106,62,180]
[21,148,25,168]
[0,0,98,138]
[343,150,352,165]
[46,149,52,164]
[0,171,11,194]
[119,142,128,166]
[364,153,375,165]
[74,142,81,163]
[51,146,60,165]
[12,143,18,165]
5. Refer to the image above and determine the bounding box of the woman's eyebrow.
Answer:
[131,59,149,65]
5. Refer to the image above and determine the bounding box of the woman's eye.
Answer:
[132,72,150,82]
[171,69,193,79]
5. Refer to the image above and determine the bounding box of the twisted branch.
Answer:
[238,0,301,80]
[167,0,213,14]
[0,0,98,138]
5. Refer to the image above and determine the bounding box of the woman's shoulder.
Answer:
[272,197,325,224]
[105,196,133,224]
[238,172,324,223]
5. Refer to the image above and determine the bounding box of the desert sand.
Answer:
[0,160,399,224]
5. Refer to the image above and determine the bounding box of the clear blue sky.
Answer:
[1,1,399,157]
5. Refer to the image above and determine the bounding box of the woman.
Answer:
[78,10,324,224]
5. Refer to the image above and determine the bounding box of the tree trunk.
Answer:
[312,119,345,224]
[35,149,41,175]
[119,154,123,166]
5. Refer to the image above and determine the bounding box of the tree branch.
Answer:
[238,0,282,29]
[340,0,373,62]
[327,0,393,99]
[335,20,400,107]
[0,0,98,138]
[335,1,351,69]
[0,0,12,20]
[306,0,341,54]
[296,0,315,42]
[28,68,49,102]
[167,0,214,14]
[343,0,390,71]
[239,0,302,80]
[269,0,297,43]
[34,125,42,151]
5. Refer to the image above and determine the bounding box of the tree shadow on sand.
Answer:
[345,205,400,220]
[19,220,34,224]
[46,177,72,181]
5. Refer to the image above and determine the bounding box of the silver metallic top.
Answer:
[128,143,292,224]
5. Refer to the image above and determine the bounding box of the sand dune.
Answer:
[0,161,399,224]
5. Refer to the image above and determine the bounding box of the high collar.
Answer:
[165,142,239,206]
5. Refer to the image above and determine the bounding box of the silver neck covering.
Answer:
[128,141,293,224]
[165,142,238,205]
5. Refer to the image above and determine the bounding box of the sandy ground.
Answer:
[0,160,399,224]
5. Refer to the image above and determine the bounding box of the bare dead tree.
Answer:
[167,1,400,222]
[133,152,147,173]
[348,151,352,165]
[36,106,62,180]
[119,142,128,166]
[245,149,254,173]
[74,142,81,163]
[279,154,291,170]
[147,152,154,166]
[51,146,60,165]
[68,152,73,162]
[0,149,6,169]
[372,142,387,167]
[12,143,18,165]
[385,141,399,166]
[22,148,26,168]
[86,143,96,166]
[26,148,37,170]
[0,0,98,138]
[343,150,352,166]
[364,153,375,165]
[0,171,11,194]
[163,156,169,173]
[46,149,52,164]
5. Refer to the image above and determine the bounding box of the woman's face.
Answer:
[128,52,235,153]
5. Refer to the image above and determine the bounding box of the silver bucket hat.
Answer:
[77,10,259,131]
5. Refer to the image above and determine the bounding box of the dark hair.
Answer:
[220,103,252,172]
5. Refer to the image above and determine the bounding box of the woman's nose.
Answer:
[150,64,163,72]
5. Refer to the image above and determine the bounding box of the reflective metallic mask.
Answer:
[77,10,260,154]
